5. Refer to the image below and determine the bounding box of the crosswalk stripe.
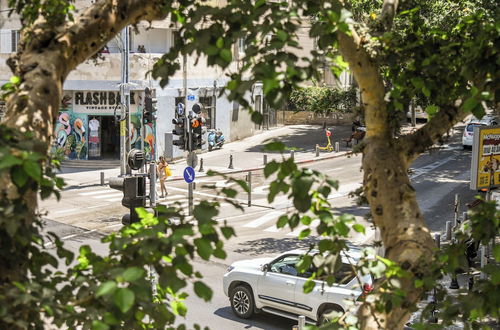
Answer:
[79,189,115,196]
[243,211,284,228]
[93,192,124,199]
[108,197,123,202]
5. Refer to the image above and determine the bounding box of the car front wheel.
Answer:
[230,285,254,319]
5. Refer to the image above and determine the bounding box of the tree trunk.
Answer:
[0,0,166,284]
[338,28,436,329]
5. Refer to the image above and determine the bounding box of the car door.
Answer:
[294,262,358,319]
[256,254,300,311]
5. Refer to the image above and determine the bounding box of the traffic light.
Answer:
[190,118,206,150]
[109,149,147,225]
[143,94,157,124]
[172,117,187,150]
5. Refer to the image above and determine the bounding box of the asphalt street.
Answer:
[38,123,480,330]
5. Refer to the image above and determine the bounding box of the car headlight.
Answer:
[226,266,235,273]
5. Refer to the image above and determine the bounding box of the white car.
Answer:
[223,249,372,325]
[462,115,499,149]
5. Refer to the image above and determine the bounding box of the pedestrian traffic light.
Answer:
[172,117,187,150]
[127,149,145,170]
[143,93,157,124]
[109,176,147,224]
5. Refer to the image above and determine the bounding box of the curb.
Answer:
[166,150,353,182]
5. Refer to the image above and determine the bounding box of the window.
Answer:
[270,255,301,276]
[199,96,213,129]
[11,30,20,52]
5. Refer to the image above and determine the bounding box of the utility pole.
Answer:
[183,51,194,215]
[120,26,131,176]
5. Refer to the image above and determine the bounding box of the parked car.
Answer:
[223,248,372,325]
[462,115,499,149]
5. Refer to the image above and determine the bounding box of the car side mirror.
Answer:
[261,264,268,272]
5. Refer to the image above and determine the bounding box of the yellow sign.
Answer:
[120,120,126,137]
[470,125,500,190]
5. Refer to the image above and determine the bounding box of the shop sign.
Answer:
[73,91,139,114]
[470,125,500,190]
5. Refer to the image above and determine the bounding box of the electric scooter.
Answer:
[208,129,225,151]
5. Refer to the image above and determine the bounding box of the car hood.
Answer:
[231,257,274,270]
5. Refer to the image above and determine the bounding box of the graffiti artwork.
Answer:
[54,112,88,159]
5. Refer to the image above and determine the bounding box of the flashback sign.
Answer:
[470,125,500,190]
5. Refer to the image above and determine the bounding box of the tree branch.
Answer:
[378,0,399,30]
[398,104,466,163]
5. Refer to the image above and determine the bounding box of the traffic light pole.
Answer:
[120,26,131,176]
[183,51,194,216]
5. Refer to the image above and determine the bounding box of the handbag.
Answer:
[164,165,172,177]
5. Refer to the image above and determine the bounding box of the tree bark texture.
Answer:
[0,0,168,284]
[338,25,450,329]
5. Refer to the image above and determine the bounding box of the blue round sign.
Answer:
[183,166,196,183]
[187,95,196,101]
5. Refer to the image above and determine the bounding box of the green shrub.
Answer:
[288,86,358,114]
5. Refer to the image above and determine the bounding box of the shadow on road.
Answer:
[214,306,295,330]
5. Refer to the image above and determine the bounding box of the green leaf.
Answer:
[352,224,365,234]
[276,30,288,41]
[12,166,28,187]
[220,49,232,63]
[425,105,439,117]
[0,154,22,169]
[493,245,500,262]
[263,78,279,94]
[221,226,236,239]
[23,160,41,180]
[10,76,20,85]
[172,300,187,316]
[463,97,478,112]
[263,141,286,152]
[276,215,288,228]
[410,77,424,89]
[122,267,144,282]
[96,281,117,298]
[422,86,430,98]
[216,37,224,49]
[194,238,212,260]
[92,320,110,330]
[264,161,280,178]
[113,288,135,314]
[193,281,213,301]
[414,279,424,288]
[298,228,311,240]
[303,279,315,293]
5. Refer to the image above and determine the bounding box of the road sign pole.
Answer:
[188,182,193,216]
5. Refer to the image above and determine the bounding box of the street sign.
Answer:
[177,103,185,116]
[183,166,195,183]
[470,125,500,190]
[187,95,196,101]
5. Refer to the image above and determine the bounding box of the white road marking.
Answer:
[287,220,320,236]
[243,211,284,228]
[93,192,124,199]
[79,189,115,196]
[87,204,110,209]
[410,155,457,180]
[53,208,79,214]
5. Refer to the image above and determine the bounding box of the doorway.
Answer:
[100,116,120,160]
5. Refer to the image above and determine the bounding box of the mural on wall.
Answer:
[130,112,156,162]
[54,111,88,160]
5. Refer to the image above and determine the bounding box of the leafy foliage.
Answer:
[288,86,358,114]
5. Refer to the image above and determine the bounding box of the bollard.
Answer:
[449,273,459,289]
[263,154,267,165]
[335,141,340,152]
[298,315,306,330]
[462,211,467,222]
[228,154,234,169]
[100,171,105,186]
[445,221,452,241]
[315,144,319,157]
[193,182,196,190]
[149,163,156,207]
[468,276,474,290]
[247,171,252,207]
[199,158,204,172]
[434,233,441,249]
[291,150,295,161]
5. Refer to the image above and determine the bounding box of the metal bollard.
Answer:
[454,193,460,226]
[247,171,252,207]
[297,315,306,330]
[149,163,156,207]
[315,144,319,157]
[335,141,340,152]
[291,150,295,161]
[445,221,452,241]
[100,171,105,185]
[263,154,267,165]
[449,273,459,289]
[480,246,487,279]
[228,154,234,169]
[199,158,204,172]
[462,211,467,222]
[434,233,441,249]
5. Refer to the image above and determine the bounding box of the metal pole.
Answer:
[100,171,105,186]
[263,154,267,165]
[149,162,156,207]
[199,158,204,172]
[298,315,306,330]
[188,182,193,216]
[434,233,441,249]
[290,150,294,161]
[445,221,452,241]
[228,154,234,169]
[315,145,319,157]
[119,27,130,176]
[454,193,460,226]
[248,171,252,207]
[335,141,340,152]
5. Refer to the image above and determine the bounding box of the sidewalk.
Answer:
[58,124,357,189]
